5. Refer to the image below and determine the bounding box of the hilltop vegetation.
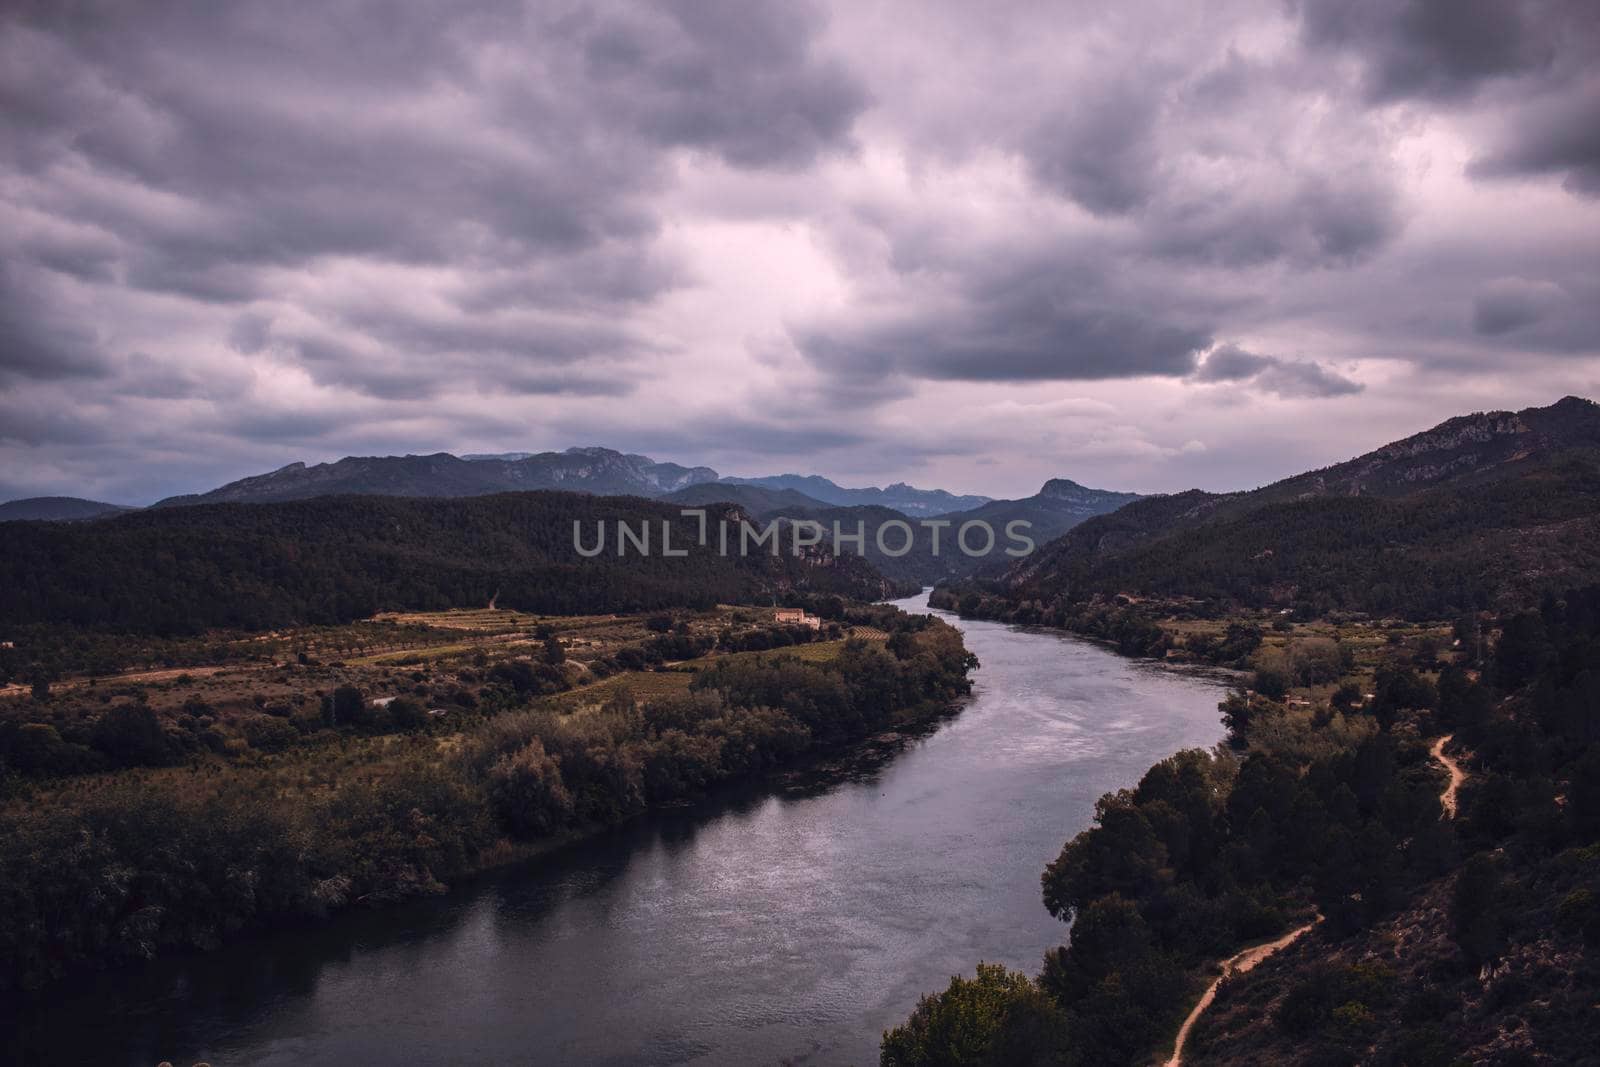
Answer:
[0,491,900,638]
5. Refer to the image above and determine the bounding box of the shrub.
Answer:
[241,714,299,753]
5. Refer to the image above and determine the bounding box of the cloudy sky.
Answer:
[2,0,1598,504]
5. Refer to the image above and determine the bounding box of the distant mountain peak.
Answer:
[1038,477,1088,497]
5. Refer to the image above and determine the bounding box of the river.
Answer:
[12,591,1228,1067]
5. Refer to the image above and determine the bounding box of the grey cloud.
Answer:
[1024,80,1161,215]
[1194,344,1272,382]
[1462,276,1599,353]
[1254,360,1364,399]
[1469,84,1600,197]
[227,314,273,355]
[0,396,112,447]
[270,309,647,402]
[582,0,870,170]
[1150,172,1403,269]
[214,409,355,444]
[1473,278,1560,335]
[1193,345,1363,398]
[799,277,1212,385]
[117,352,211,400]
[554,412,872,462]
[494,372,635,399]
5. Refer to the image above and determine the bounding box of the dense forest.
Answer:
[0,607,976,993]
[0,491,904,637]
[882,586,1600,1065]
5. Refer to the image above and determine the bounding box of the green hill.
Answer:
[0,491,896,635]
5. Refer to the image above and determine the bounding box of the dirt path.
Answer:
[1163,916,1322,1067]
[1431,733,1464,819]
[0,664,232,699]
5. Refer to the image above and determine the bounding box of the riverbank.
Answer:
[1,606,977,995]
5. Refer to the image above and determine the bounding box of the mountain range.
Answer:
[150,448,720,507]
[662,477,1146,584]
[716,474,989,516]
[128,447,993,518]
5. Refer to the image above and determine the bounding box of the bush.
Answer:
[241,714,299,753]
[90,704,178,768]
[388,697,428,731]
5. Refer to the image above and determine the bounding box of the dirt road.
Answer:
[1431,733,1464,818]
[1164,916,1322,1066]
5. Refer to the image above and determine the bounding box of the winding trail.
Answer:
[1164,733,1468,1064]
[1431,733,1464,819]
[1164,916,1322,1067]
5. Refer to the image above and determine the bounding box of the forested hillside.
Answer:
[883,585,1600,1066]
[0,492,897,635]
[950,398,1600,620]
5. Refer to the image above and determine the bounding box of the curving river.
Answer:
[12,591,1228,1067]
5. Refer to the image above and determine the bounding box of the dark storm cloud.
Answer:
[1,0,1597,503]
[1296,0,1600,198]
[0,0,864,377]
[0,264,113,383]
[1297,0,1552,102]
[797,255,1213,385]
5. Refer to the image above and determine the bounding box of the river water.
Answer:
[13,591,1227,1067]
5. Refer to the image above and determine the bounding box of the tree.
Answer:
[542,634,566,666]
[1450,853,1507,967]
[325,685,364,728]
[91,704,176,767]
[1219,691,1256,747]
[1252,668,1289,702]
[880,964,1065,1067]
